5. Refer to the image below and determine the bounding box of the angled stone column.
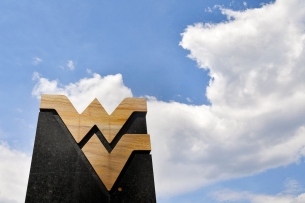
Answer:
[25,95,156,203]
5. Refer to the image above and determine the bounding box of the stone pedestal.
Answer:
[25,95,156,203]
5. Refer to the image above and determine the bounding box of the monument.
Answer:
[25,94,156,202]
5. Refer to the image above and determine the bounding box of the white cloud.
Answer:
[152,0,305,196]
[283,179,303,195]
[243,2,247,7]
[32,57,42,65]
[67,60,75,70]
[29,0,305,199]
[0,142,31,203]
[211,185,305,203]
[31,73,132,114]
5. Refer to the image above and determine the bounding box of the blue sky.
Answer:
[2,0,305,202]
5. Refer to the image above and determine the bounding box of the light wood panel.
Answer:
[82,134,151,191]
[40,94,81,141]
[40,94,147,143]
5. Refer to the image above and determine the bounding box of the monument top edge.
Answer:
[39,94,147,115]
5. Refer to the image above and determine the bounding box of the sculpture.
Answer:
[25,94,156,202]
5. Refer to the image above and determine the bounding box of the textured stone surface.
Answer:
[110,154,156,203]
[25,112,109,202]
[25,111,156,203]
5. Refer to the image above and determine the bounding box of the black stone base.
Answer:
[25,111,156,203]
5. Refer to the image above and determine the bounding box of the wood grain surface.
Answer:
[39,94,151,191]
[40,94,147,143]
[82,133,151,190]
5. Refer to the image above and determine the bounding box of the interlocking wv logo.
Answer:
[40,95,151,191]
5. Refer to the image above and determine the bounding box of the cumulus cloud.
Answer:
[0,142,31,203]
[29,0,305,198]
[152,0,305,196]
[32,57,42,65]
[31,73,132,114]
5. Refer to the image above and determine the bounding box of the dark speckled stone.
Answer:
[25,111,156,203]
[25,112,109,202]
[110,154,156,203]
